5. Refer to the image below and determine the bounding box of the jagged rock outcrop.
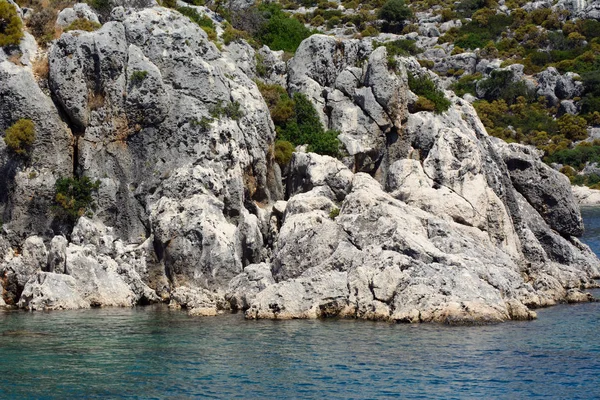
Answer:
[246,133,599,322]
[1,5,598,323]
[535,67,584,106]
[2,6,281,310]
[12,217,158,310]
[498,142,584,236]
[56,3,100,28]
[288,35,409,174]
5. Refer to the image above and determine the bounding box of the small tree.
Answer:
[0,0,24,47]
[378,0,412,33]
[4,119,35,155]
[54,176,101,224]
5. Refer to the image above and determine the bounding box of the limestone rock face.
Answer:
[55,3,100,28]
[288,35,409,173]
[0,6,598,322]
[17,272,89,311]
[11,218,159,309]
[0,56,72,237]
[245,99,599,323]
[498,142,584,236]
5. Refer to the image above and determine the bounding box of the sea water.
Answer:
[1,210,600,399]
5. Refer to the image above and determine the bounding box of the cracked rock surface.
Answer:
[0,5,598,323]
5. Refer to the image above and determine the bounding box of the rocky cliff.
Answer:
[0,3,598,323]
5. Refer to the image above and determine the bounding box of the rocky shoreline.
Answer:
[1,3,599,324]
[573,185,600,207]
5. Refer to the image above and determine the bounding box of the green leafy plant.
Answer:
[161,0,177,8]
[278,92,340,157]
[130,70,148,86]
[257,82,340,158]
[0,0,24,47]
[377,39,422,57]
[177,6,214,29]
[450,73,482,97]
[407,73,451,114]
[256,4,312,53]
[54,176,101,223]
[64,18,101,32]
[378,0,412,33]
[274,140,294,166]
[477,69,534,104]
[4,119,35,155]
[329,207,340,219]
[210,100,244,121]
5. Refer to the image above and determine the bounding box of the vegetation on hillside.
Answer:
[258,81,340,164]
[0,0,24,47]
[4,119,35,156]
[54,176,101,224]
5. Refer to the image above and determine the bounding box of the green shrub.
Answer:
[64,18,101,32]
[258,82,340,157]
[257,4,312,53]
[407,73,451,114]
[581,70,600,115]
[456,0,488,18]
[210,100,243,121]
[278,93,340,157]
[54,176,101,223]
[546,145,600,170]
[412,96,436,112]
[4,119,35,155]
[376,39,421,57]
[378,0,412,23]
[222,23,249,45]
[477,69,534,104]
[442,13,513,50]
[130,70,148,85]
[259,83,296,125]
[474,97,559,147]
[557,114,588,141]
[450,73,481,97]
[274,140,294,166]
[329,207,340,219]
[0,0,24,47]
[177,6,214,29]
[161,0,177,8]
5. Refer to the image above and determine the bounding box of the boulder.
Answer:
[55,3,100,28]
[17,272,89,310]
[498,142,584,236]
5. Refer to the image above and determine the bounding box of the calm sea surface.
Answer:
[1,210,600,399]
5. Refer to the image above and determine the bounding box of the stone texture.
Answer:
[572,185,600,206]
[0,6,598,323]
[56,3,100,28]
[498,142,584,236]
[17,272,89,310]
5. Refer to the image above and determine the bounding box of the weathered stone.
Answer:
[17,272,89,310]
[56,3,100,28]
[498,142,584,236]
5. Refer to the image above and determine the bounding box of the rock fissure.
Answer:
[0,6,597,323]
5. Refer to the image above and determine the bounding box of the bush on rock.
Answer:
[54,176,101,224]
[0,0,23,47]
[4,118,35,155]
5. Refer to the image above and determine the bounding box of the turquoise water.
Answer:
[0,210,599,399]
